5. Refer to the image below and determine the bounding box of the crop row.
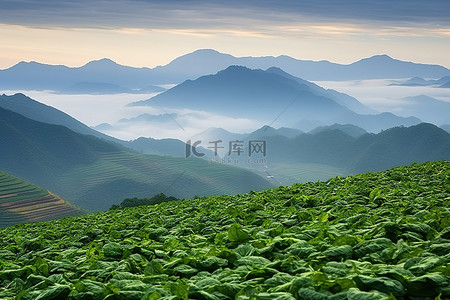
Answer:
[0,172,84,228]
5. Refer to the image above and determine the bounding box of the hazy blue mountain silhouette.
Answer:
[309,124,367,138]
[117,113,178,124]
[275,127,304,138]
[247,125,303,139]
[192,126,303,144]
[322,111,420,133]
[2,50,449,91]
[0,58,157,91]
[441,124,450,133]
[150,50,450,81]
[132,66,350,123]
[132,66,421,132]
[150,49,239,84]
[399,95,450,125]
[192,125,303,145]
[441,81,450,88]
[249,123,450,173]
[191,127,247,150]
[92,123,115,131]
[265,67,375,114]
[391,75,450,87]
[189,126,303,157]
[435,76,450,85]
[193,123,450,174]
[348,123,450,172]
[390,77,431,86]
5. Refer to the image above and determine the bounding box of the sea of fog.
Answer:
[314,79,450,111]
[3,79,449,141]
[1,90,261,141]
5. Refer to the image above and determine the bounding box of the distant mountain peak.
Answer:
[170,49,234,62]
[261,125,275,130]
[265,66,296,78]
[405,77,429,84]
[82,58,120,68]
[191,49,223,55]
[266,66,285,73]
[373,54,393,60]
[17,60,37,65]
[214,65,262,77]
[220,65,251,72]
[354,54,396,64]
[203,127,234,134]
[8,60,48,70]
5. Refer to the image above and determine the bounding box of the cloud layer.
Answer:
[1,0,449,29]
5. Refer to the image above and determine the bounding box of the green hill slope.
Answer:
[0,161,448,299]
[0,106,273,211]
[0,171,85,228]
[0,93,108,139]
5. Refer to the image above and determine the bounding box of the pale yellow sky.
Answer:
[1,22,450,69]
[1,0,450,69]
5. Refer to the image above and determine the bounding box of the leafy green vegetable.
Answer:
[0,161,448,299]
[228,223,251,243]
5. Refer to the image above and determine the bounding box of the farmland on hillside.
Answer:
[0,171,85,228]
[52,151,273,212]
[0,161,449,299]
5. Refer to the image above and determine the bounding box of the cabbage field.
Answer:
[0,161,449,299]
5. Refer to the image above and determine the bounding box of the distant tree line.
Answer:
[110,193,178,210]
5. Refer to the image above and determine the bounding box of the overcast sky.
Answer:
[1,0,449,68]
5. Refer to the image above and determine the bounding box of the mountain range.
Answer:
[257,123,450,174]
[391,76,450,87]
[193,123,450,186]
[191,123,450,175]
[0,58,156,92]
[1,50,450,93]
[157,50,450,82]
[132,66,421,132]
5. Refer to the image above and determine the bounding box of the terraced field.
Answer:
[0,171,85,228]
[51,151,273,212]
